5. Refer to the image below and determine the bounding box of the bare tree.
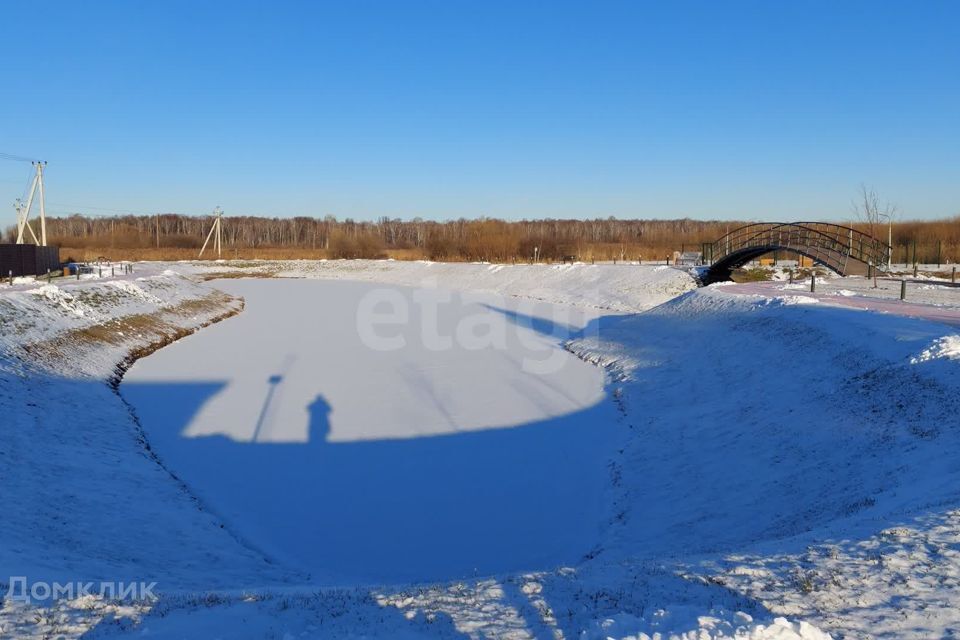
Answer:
[853,184,896,286]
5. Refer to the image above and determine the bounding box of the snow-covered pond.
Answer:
[122,279,620,584]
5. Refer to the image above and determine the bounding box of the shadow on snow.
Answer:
[120,376,620,586]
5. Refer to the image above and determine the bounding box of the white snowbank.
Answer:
[582,608,831,640]
[911,334,960,363]
[24,283,92,317]
[775,294,819,305]
[0,271,219,354]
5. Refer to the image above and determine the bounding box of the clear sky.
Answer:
[0,0,957,223]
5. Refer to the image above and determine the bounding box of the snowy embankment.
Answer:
[0,272,297,636]
[569,285,960,638]
[181,258,696,313]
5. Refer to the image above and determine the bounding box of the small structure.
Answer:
[0,244,61,277]
[676,251,703,266]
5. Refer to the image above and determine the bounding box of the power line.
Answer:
[47,202,159,216]
[0,156,42,199]
[46,202,215,218]
[0,151,40,163]
[20,170,35,201]
[42,208,126,218]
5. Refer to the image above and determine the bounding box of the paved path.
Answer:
[725,281,960,328]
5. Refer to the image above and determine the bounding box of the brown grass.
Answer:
[58,246,333,263]
[197,271,277,281]
[21,292,243,373]
[58,243,688,264]
[730,268,774,282]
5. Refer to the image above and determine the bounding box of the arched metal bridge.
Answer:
[702,222,891,284]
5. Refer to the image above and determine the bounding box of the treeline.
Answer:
[22,214,744,262]
[5,213,959,264]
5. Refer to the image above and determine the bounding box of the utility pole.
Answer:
[37,161,46,246]
[156,213,160,248]
[16,161,47,246]
[199,206,224,258]
[14,199,39,244]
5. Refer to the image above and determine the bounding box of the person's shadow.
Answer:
[307,394,332,445]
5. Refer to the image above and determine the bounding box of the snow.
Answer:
[173,259,698,313]
[0,273,297,634]
[121,279,619,584]
[911,334,960,363]
[27,284,92,317]
[5,258,960,638]
[775,294,819,305]
[581,609,831,640]
[755,275,960,311]
[0,271,221,353]
[725,278,960,328]
[567,286,960,638]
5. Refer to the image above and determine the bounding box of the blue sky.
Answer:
[1,0,957,222]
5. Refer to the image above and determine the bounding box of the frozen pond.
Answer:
[122,279,619,583]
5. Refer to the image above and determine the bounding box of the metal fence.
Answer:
[0,245,62,277]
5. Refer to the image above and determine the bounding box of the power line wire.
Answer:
[47,202,158,215]
[0,151,39,163]
[47,201,223,218]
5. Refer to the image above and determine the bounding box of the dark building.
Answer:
[0,244,61,277]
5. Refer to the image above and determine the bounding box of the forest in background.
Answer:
[4,213,959,264]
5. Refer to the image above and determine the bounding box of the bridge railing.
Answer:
[709,222,890,270]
